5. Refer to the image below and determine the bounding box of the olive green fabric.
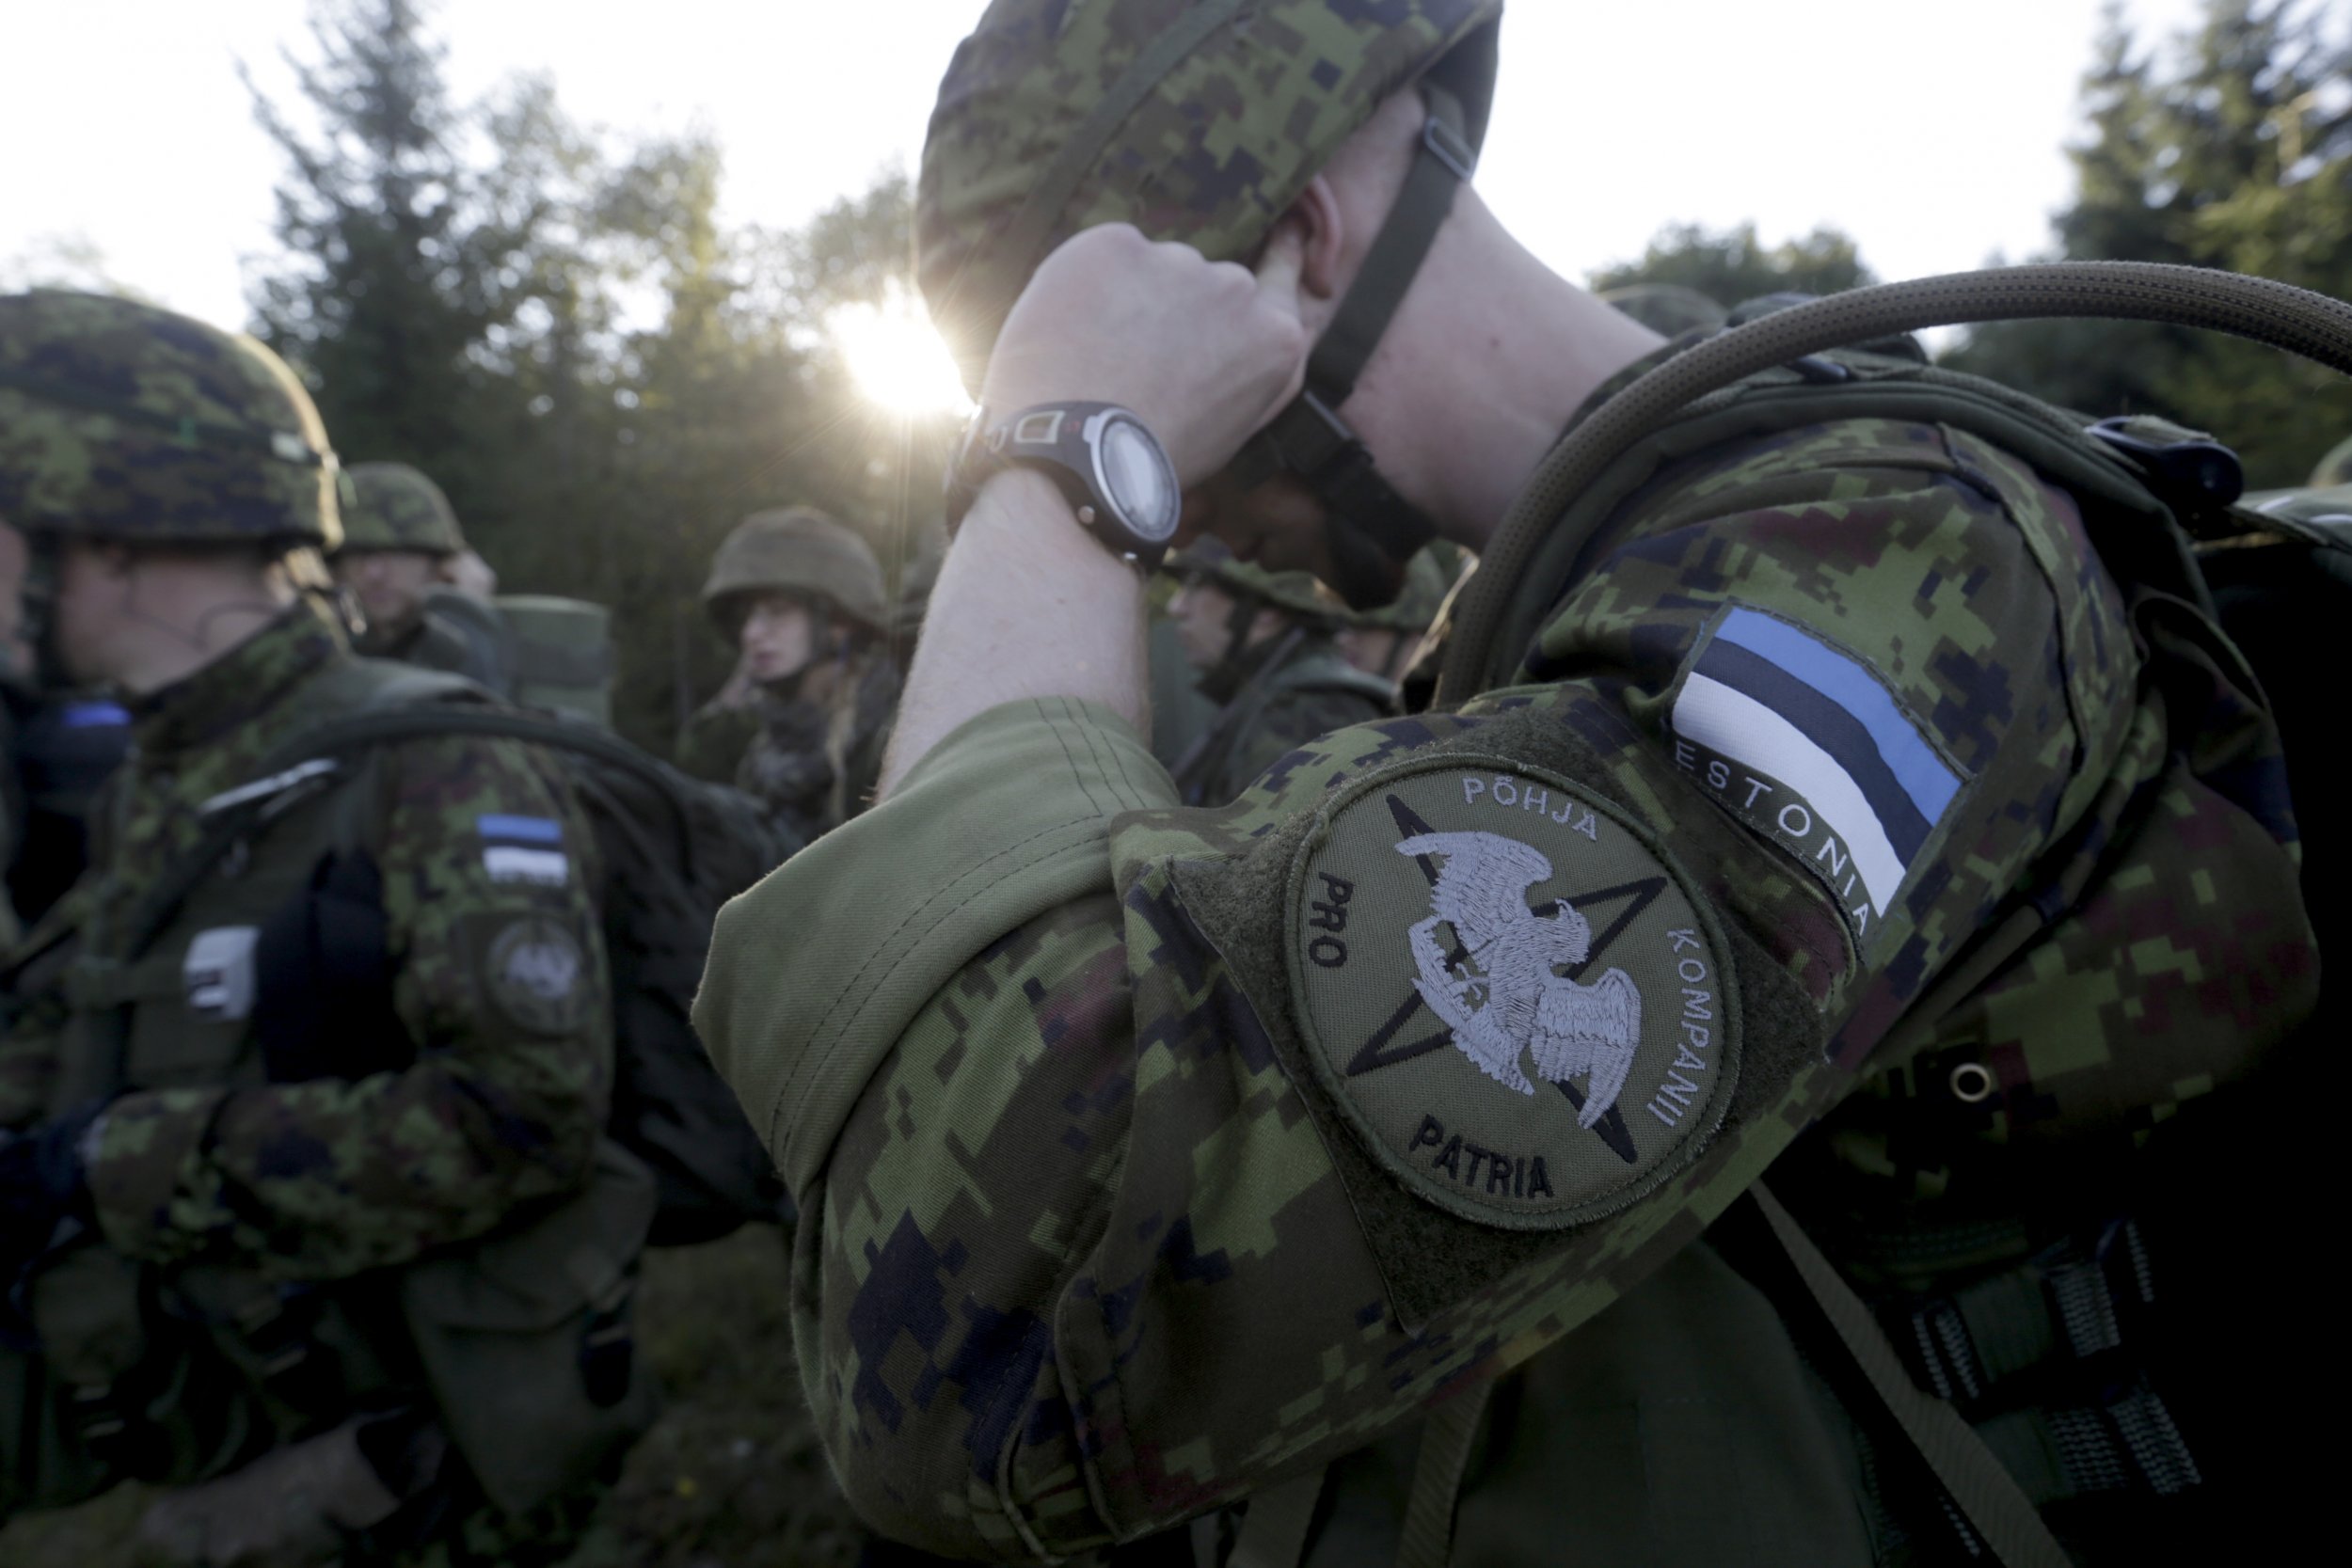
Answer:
[340,461,465,555]
[0,291,341,548]
[917,0,1502,390]
[1303,1236,1879,1568]
[703,508,889,636]
[496,594,615,727]
[696,698,1176,1193]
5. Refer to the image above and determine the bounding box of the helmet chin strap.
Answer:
[1227,83,1478,610]
[17,533,78,693]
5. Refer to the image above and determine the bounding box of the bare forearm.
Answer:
[880,469,1151,797]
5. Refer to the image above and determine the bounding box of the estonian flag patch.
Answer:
[1668,606,1965,939]
[477,814,569,887]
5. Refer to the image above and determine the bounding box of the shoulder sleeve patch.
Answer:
[1284,756,1740,1229]
[1665,603,1970,947]
[480,915,592,1037]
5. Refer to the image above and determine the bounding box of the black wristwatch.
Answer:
[945,402,1183,570]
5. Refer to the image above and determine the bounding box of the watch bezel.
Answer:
[1082,407,1182,546]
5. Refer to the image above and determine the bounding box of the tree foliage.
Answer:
[1947,0,2352,485]
[1588,221,1877,307]
[243,0,953,750]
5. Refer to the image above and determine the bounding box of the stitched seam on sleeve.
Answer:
[1042,698,1110,817]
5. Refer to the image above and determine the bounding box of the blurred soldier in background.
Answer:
[677,507,902,854]
[1161,544,1393,805]
[0,291,650,1565]
[332,460,512,693]
[1333,542,1466,685]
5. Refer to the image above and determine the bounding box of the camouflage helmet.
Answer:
[1596,282,1729,339]
[1348,541,1464,631]
[0,290,341,548]
[918,0,1505,393]
[340,462,465,555]
[703,507,889,636]
[1167,544,1345,627]
[2311,435,2352,489]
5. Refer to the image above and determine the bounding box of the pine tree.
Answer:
[1588,222,1876,308]
[1949,0,2352,485]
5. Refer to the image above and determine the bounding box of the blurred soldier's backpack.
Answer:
[424,591,618,727]
[151,665,787,1245]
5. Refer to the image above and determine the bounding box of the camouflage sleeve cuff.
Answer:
[695,696,1176,1195]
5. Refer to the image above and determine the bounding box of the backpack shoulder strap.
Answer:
[1752,1184,2071,1568]
[259,705,705,881]
[113,663,487,963]
[1477,357,2218,697]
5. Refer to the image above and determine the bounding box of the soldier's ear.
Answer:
[1285,176,1348,309]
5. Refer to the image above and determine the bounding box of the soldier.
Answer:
[332,460,512,693]
[695,4,2314,1564]
[676,507,901,853]
[1162,545,1393,804]
[0,292,648,1564]
[1333,543,1465,685]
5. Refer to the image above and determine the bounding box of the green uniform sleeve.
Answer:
[85,736,612,1281]
[701,418,2148,1559]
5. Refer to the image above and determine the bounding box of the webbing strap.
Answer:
[1233,87,1474,590]
[1230,1465,1326,1568]
[977,1,1248,342]
[1307,87,1471,403]
[1395,1380,1492,1568]
[1753,1185,2073,1568]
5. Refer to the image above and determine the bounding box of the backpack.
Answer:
[1423,262,2352,1566]
[182,673,787,1247]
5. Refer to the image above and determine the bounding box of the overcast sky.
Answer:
[3,0,2214,332]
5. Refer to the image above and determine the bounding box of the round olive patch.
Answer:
[1284,757,1740,1229]
[485,916,590,1036]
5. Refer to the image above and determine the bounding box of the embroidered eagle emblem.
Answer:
[1396,831,1644,1124]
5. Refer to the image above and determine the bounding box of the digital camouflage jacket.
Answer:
[677,649,901,855]
[0,597,612,1282]
[1170,626,1394,808]
[696,397,2313,1559]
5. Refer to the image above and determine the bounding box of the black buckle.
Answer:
[1270,388,1373,484]
[2087,418,2245,506]
[1422,113,1476,183]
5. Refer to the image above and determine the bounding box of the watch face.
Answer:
[1095,415,1182,543]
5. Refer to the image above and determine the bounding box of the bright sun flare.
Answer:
[830,287,973,418]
